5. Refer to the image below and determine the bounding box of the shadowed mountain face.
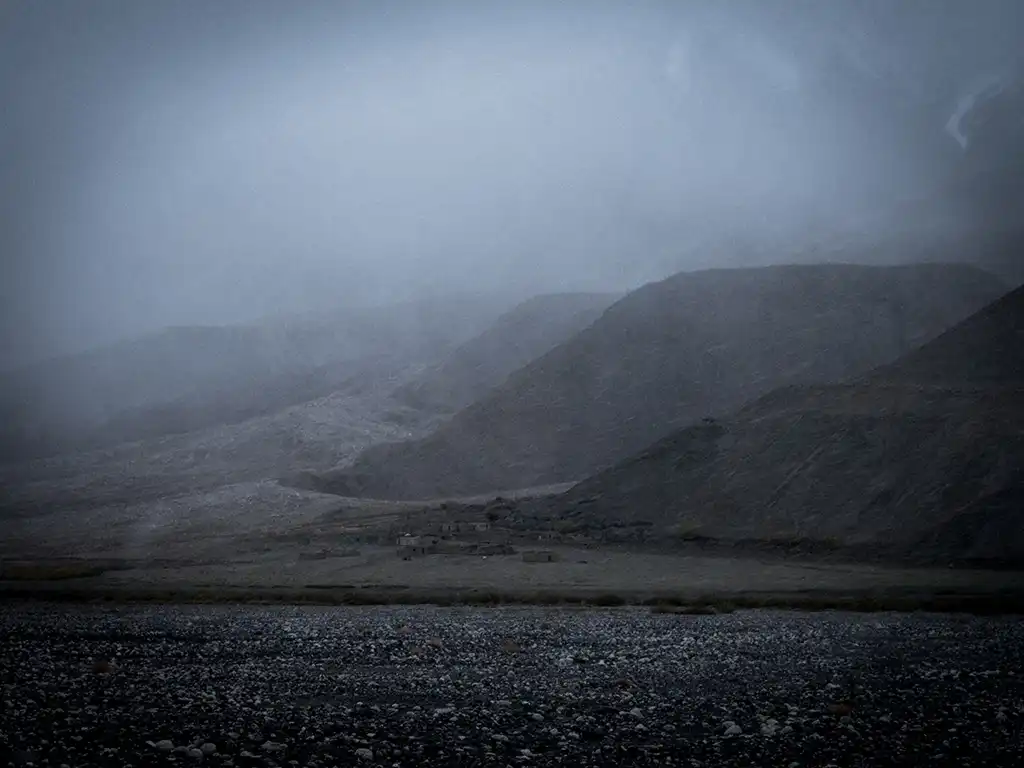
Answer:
[553,284,1024,563]
[394,292,619,414]
[0,294,514,462]
[869,283,1024,386]
[314,263,1005,500]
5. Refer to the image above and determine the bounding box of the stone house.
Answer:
[398,545,434,559]
[522,550,558,563]
[396,533,439,558]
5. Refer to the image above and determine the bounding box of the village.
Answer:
[390,497,572,563]
[269,494,656,569]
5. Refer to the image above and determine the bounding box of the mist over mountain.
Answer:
[3,0,1023,365]
[0,291,609,525]
[0,294,512,461]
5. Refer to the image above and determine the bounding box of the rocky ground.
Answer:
[2,605,1021,767]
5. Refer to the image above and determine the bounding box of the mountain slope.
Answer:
[0,376,431,521]
[394,292,618,413]
[315,263,1005,500]
[554,284,1024,563]
[0,294,513,462]
[0,290,616,525]
[869,282,1024,385]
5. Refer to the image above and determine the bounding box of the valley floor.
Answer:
[4,481,1021,612]
[3,547,1023,613]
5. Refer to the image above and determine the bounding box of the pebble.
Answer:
[1,604,1021,767]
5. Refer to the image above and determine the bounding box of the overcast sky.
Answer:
[2,0,1022,364]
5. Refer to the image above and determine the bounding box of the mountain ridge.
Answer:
[394,292,619,414]
[313,261,1005,500]
[548,284,1024,563]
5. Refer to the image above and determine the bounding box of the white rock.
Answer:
[355,747,374,761]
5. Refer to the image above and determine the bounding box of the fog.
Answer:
[2,0,1022,364]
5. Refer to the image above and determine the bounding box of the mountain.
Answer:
[551,284,1024,564]
[0,370,432,522]
[870,282,1024,386]
[394,292,619,414]
[0,291,615,525]
[0,294,514,462]
[313,262,1005,500]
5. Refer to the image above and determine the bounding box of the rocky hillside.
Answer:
[0,291,613,532]
[552,284,1024,564]
[0,363,438,522]
[315,262,1005,500]
[394,292,618,413]
[0,294,512,462]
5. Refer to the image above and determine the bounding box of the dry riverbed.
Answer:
[2,604,1022,767]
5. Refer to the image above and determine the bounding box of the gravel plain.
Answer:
[1,604,1022,767]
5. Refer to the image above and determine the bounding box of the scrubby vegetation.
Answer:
[3,583,1023,615]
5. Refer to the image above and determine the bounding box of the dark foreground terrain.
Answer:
[1,605,1022,767]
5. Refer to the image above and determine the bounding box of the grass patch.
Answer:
[0,562,110,581]
[588,593,627,607]
[2,583,1023,615]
